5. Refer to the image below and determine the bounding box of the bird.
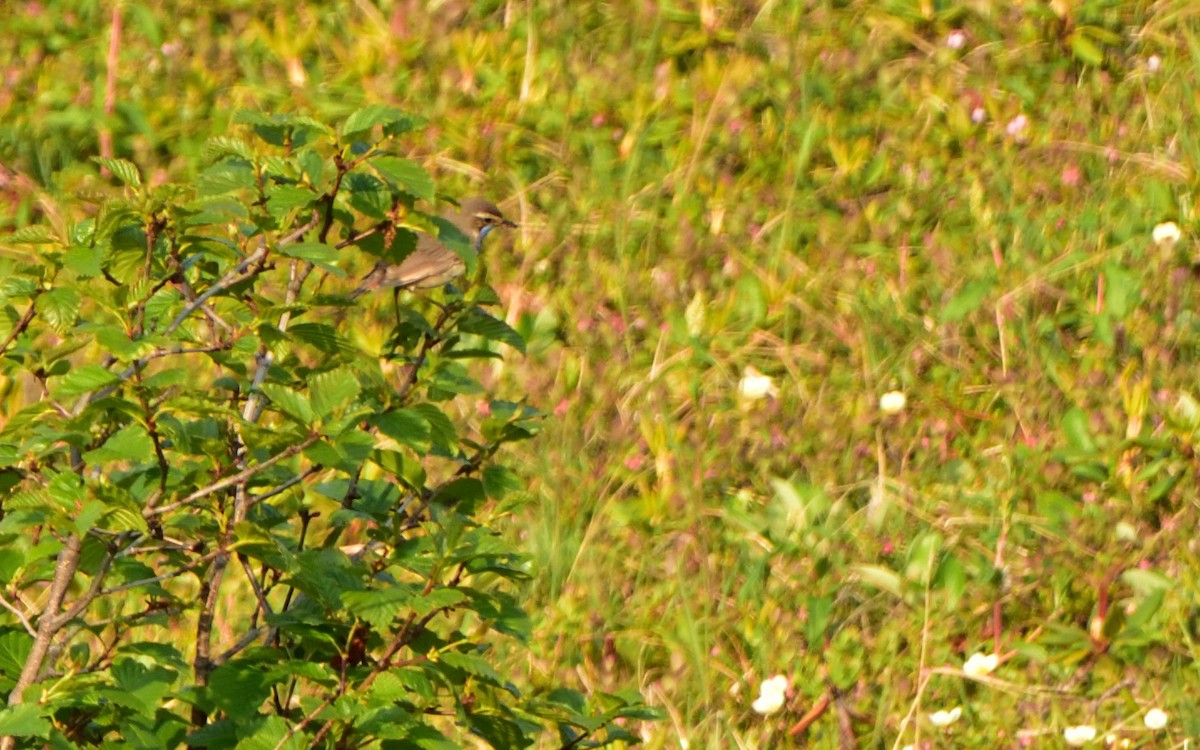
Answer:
[351,197,516,298]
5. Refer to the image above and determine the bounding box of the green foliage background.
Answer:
[3,0,1200,747]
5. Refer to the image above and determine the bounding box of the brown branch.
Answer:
[394,305,457,403]
[191,545,230,727]
[145,433,320,518]
[0,299,39,358]
[4,534,83,724]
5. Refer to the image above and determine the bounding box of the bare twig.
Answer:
[5,534,83,720]
[145,434,320,518]
[0,300,38,358]
[0,592,34,638]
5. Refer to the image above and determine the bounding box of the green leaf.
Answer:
[0,631,32,679]
[56,364,120,398]
[1125,587,1165,630]
[482,465,521,500]
[439,650,501,683]
[280,242,345,277]
[1061,407,1097,453]
[0,704,50,738]
[1069,30,1104,66]
[371,157,434,201]
[309,368,360,419]
[208,661,278,722]
[259,383,315,424]
[940,279,994,323]
[466,709,528,750]
[344,173,390,220]
[93,157,143,188]
[458,309,526,354]
[63,244,103,277]
[5,225,58,245]
[373,409,431,452]
[202,136,254,161]
[411,587,467,617]
[196,162,257,196]
[851,564,903,597]
[36,287,81,333]
[341,105,422,140]
[342,587,415,632]
[235,716,308,750]
[411,403,457,449]
[84,425,156,464]
[1121,568,1172,596]
[288,322,355,356]
[267,184,317,216]
[431,214,476,276]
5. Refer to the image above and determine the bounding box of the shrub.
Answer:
[0,109,653,748]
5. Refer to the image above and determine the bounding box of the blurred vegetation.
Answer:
[3,0,1200,747]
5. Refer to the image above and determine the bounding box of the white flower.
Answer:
[929,706,962,727]
[1147,54,1161,73]
[1064,725,1097,746]
[1143,707,1168,730]
[962,652,999,677]
[1152,221,1181,246]
[946,30,966,49]
[738,367,779,401]
[879,390,907,415]
[751,674,789,715]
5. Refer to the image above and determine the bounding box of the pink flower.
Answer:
[1005,114,1028,138]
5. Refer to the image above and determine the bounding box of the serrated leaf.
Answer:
[5,225,58,245]
[411,587,468,617]
[103,506,150,533]
[288,322,355,356]
[202,136,254,161]
[36,287,81,333]
[482,465,521,500]
[344,173,390,220]
[260,383,315,424]
[280,242,345,277]
[84,425,156,464]
[371,157,434,201]
[341,105,420,140]
[458,309,526,354]
[63,244,103,277]
[342,587,415,632]
[93,157,143,188]
[431,215,476,276]
[0,631,32,678]
[410,403,457,449]
[439,650,500,682]
[267,184,317,216]
[309,368,360,419]
[373,409,431,452]
[57,364,120,398]
[196,162,257,196]
[0,703,50,738]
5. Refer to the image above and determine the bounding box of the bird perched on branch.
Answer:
[351,197,516,298]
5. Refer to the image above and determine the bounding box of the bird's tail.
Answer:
[349,264,383,299]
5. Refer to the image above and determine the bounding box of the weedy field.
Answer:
[2,1,1199,747]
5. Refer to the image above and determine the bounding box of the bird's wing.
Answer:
[388,242,464,289]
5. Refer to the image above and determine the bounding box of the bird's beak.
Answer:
[501,217,517,228]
